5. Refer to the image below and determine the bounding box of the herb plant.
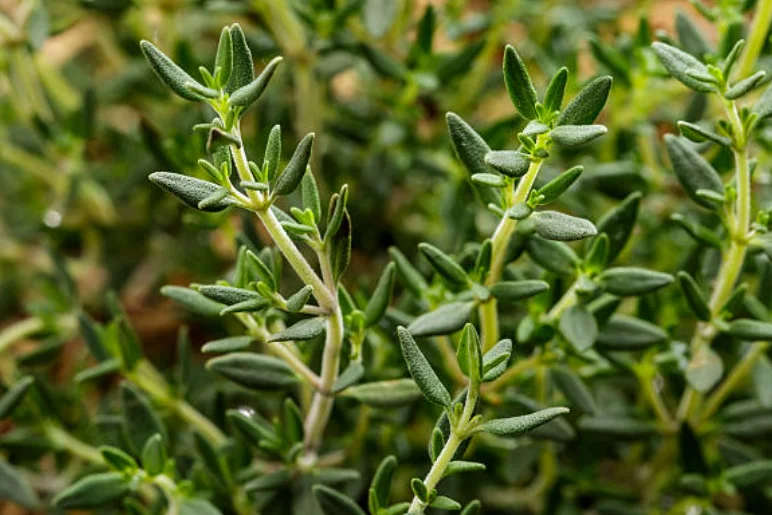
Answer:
[3,1,772,514]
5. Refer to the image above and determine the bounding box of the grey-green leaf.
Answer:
[485,150,531,177]
[407,301,475,337]
[559,304,598,352]
[0,458,39,508]
[686,345,723,392]
[313,485,366,515]
[397,327,451,407]
[266,317,326,342]
[490,280,549,301]
[552,366,597,414]
[535,165,583,205]
[365,263,396,326]
[503,45,538,120]
[273,133,314,196]
[149,172,236,212]
[549,125,607,148]
[477,407,570,436]
[664,134,723,209]
[557,76,612,126]
[229,56,283,111]
[532,211,597,241]
[418,243,468,285]
[161,285,225,317]
[207,352,298,390]
[727,319,772,340]
[652,42,716,93]
[598,267,674,296]
[0,376,35,419]
[596,315,668,350]
[53,472,130,509]
[340,379,422,408]
[140,40,204,101]
[226,24,254,93]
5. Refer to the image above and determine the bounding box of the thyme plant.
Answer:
[3,2,772,514]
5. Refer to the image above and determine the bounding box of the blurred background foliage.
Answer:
[3,0,772,513]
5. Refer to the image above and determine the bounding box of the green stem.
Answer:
[638,367,674,428]
[44,424,103,464]
[543,281,578,324]
[736,0,772,79]
[479,159,544,350]
[700,342,770,423]
[677,100,751,421]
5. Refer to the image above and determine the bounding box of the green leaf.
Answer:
[0,376,35,419]
[461,500,482,515]
[215,27,233,86]
[664,135,723,209]
[652,42,716,93]
[330,210,352,281]
[263,124,282,182]
[596,315,668,350]
[53,472,131,509]
[229,56,283,111]
[725,71,766,100]
[198,285,261,305]
[503,45,538,120]
[678,271,711,321]
[430,496,462,510]
[482,339,512,381]
[369,455,397,513]
[584,234,609,273]
[595,192,641,263]
[484,150,531,177]
[0,458,39,508]
[753,355,772,409]
[578,416,657,438]
[557,76,612,125]
[471,173,506,188]
[341,379,422,408]
[161,285,225,317]
[456,324,482,383]
[532,211,597,241]
[686,345,723,393]
[446,112,498,204]
[678,121,731,147]
[675,10,711,59]
[140,40,205,101]
[207,352,298,390]
[588,35,631,86]
[266,317,326,342]
[202,335,253,353]
[121,383,167,455]
[535,166,583,205]
[273,133,314,196]
[362,0,397,38]
[365,263,396,326]
[443,461,486,478]
[78,312,110,362]
[598,267,674,296]
[141,434,166,476]
[100,446,138,473]
[301,171,322,223]
[477,407,570,436]
[227,410,280,447]
[225,24,254,94]
[559,304,598,352]
[332,361,364,393]
[724,460,772,488]
[753,82,772,120]
[543,67,568,112]
[75,359,121,383]
[389,246,428,298]
[549,125,607,147]
[407,301,474,337]
[180,499,223,515]
[490,280,549,301]
[324,185,350,242]
[313,484,367,515]
[418,243,469,285]
[727,319,772,340]
[149,172,236,212]
[243,469,291,493]
[429,426,444,461]
[525,236,580,275]
[194,432,229,489]
[397,327,451,407]
[551,365,597,414]
[285,285,313,313]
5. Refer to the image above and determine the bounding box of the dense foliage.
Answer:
[3,0,772,514]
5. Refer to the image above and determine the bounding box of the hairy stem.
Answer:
[479,159,544,350]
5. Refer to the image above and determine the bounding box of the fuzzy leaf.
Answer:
[161,285,225,317]
[490,280,549,301]
[532,211,597,241]
[727,319,772,340]
[389,246,428,298]
[53,472,130,509]
[418,243,468,285]
[273,133,314,196]
[595,192,641,263]
[198,285,260,305]
[725,71,766,100]
[482,339,512,381]
[559,304,598,352]
[503,45,538,119]
[397,327,451,407]
[229,56,283,111]
[226,24,254,93]
[678,271,711,321]
[340,379,422,408]
[598,267,674,296]
[407,301,475,337]
[535,166,583,205]
[207,352,298,390]
[266,317,326,342]
[557,76,612,125]
[478,407,570,436]
[365,263,396,326]
[525,237,580,275]
[652,42,716,93]
[202,336,253,354]
[664,135,723,209]
[596,315,668,350]
[484,150,531,177]
[140,40,204,101]
[149,172,236,212]
[549,125,607,148]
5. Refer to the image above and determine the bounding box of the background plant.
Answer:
[3,1,772,514]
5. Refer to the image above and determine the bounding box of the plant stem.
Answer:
[44,424,103,464]
[0,314,76,354]
[130,361,227,447]
[700,342,770,422]
[639,368,674,428]
[677,100,751,421]
[543,281,578,324]
[736,0,772,79]
[408,388,479,514]
[479,159,544,350]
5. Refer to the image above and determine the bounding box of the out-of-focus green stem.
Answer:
[737,0,772,79]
